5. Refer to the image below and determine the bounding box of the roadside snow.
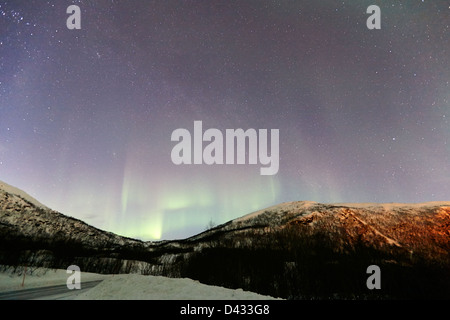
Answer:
[0,267,109,292]
[75,274,281,300]
[0,267,280,300]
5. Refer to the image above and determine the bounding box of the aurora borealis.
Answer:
[1,1,449,240]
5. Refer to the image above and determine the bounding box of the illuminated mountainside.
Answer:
[1,180,449,299]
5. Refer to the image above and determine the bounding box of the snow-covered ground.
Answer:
[0,267,280,300]
[335,201,450,209]
[0,180,48,209]
[76,274,281,300]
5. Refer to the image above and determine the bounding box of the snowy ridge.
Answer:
[334,201,450,209]
[0,180,48,209]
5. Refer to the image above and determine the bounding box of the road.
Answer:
[0,280,103,300]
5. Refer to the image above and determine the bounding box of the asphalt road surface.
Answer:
[0,280,103,300]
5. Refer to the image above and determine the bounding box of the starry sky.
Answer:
[1,1,449,240]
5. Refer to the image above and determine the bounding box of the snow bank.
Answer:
[75,274,281,300]
[0,268,280,299]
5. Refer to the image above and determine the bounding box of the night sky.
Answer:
[1,1,449,240]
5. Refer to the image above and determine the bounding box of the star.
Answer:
[1,0,449,240]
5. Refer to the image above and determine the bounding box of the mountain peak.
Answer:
[0,180,48,209]
[0,182,449,299]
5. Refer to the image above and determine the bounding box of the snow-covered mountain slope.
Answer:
[0,180,144,247]
[0,180,155,274]
[0,266,279,300]
[192,200,450,255]
[0,180,48,209]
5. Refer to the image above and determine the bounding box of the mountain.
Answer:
[1,180,449,299]
[0,180,152,274]
[0,181,48,209]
